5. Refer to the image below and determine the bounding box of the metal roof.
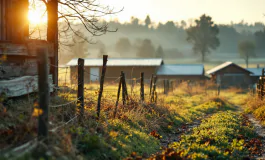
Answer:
[157,64,204,76]
[247,68,264,76]
[206,61,252,75]
[66,58,163,67]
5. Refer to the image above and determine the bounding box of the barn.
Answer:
[206,62,253,88]
[156,64,207,81]
[247,68,264,84]
[0,0,56,97]
[67,58,164,83]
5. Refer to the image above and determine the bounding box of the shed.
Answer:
[206,62,253,88]
[246,68,264,83]
[0,0,54,97]
[156,64,206,81]
[67,58,163,83]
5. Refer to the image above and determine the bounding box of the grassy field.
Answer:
[0,74,264,159]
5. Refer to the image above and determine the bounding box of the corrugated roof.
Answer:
[206,61,252,75]
[66,58,163,66]
[157,64,204,76]
[247,68,264,76]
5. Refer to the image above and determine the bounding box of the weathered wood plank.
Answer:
[0,40,54,57]
[0,75,54,97]
[0,57,51,79]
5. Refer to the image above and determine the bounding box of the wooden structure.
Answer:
[0,0,55,97]
[156,64,208,81]
[257,69,265,99]
[67,58,163,83]
[207,62,253,88]
[247,67,264,84]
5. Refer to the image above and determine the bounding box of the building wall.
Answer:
[212,65,252,88]
[70,66,158,84]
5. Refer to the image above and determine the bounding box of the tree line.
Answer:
[56,14,264,65]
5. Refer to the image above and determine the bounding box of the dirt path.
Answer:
[160,117,204,147]
[246,114,265,160]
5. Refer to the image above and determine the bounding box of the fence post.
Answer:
[163,80,166,94]
[261,68,265,100]
[151,76,157,102]
[257,80,260,98]
[78,58,84,119]
[140,72,144,102]
[155,91,158,103]
[121,71,126,105]
[150,74,154,96]
[37,47,49,144]
[171,81,174,92]
[114,74,122,118]
[97,55,108,118]
[121,71,129,105]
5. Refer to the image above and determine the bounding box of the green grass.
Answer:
[0,83,249,160]
[164,111,257,159]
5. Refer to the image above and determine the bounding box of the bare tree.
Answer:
[29,0,122,85]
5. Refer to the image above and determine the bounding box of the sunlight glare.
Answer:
[28,10,46,25]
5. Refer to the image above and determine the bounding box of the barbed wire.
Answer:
[50,98,79,108]
[50,115,78,132]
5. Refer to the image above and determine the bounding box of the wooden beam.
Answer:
[0,40,54,56]
[0,75,54,97]
[47,0,58,87]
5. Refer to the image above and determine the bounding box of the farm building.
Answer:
[67,58,164,83]
[0,0,56,97]
[66,58,209,84]
[156,64,207,81]
[246,68,264,84]
[206,62,253,88]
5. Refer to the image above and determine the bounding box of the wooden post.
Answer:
[163,80,166,94]
[171,81,174,92]
[155,91,158,104]
[140,72,144,102]
[149,74,154,96]
[123,72,129,101]
[114,74,122,118]
[37,48,49,143]
[151,76,157,102]
[261,68,264,100]
[121,71,129,105]
[78,58,84,119]
[97,55,108,118]
[121,71,126,105]
[47,0,58,88]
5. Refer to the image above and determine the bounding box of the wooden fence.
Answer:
[257,68,265,100]
[35,49,164,144]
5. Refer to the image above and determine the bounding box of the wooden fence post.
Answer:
[121,71,129,105]
[124,74,129,100]
[121,71,126,105]
[140,72,144,102]
[97,55,108,118]
[171,81,174,92]
[37,48,49,143]
[261,68,265,100]
[151,76,157,102]
[163,80,166,94]
[167,80,170,93]
[114,74,122,118]
[155,91,158,103]
[150,74,154,96]
[78,58,84,119]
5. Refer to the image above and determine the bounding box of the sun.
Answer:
[28,10,47,25]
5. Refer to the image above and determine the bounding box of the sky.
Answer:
[100,0,265,24]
